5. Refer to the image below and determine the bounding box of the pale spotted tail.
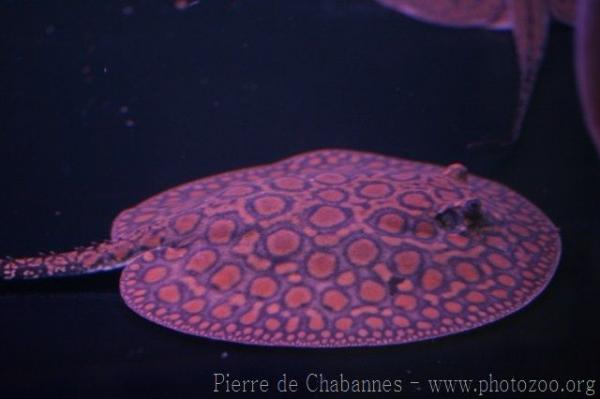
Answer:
[0,239,139,281]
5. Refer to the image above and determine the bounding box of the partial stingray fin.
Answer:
[374,0,511,29]
[1,239,139,281]
[575,0,600,155]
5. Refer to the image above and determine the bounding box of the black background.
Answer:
[0,1,598,398]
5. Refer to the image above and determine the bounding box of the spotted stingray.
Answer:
[375,0,577,146]
[1,150,561,347]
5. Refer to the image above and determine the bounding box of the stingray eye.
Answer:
[435,208,459,230]
[442,163,468,182]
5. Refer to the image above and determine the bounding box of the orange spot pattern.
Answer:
[109,149,560,347]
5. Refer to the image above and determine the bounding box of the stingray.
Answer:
[374,0,588,148]
[172,0,599,149]
[1,149,560,347]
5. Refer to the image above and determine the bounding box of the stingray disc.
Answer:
[118,149,560,347]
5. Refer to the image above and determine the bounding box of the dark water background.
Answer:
[0,1,598,398]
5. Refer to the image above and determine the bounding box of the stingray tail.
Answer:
[467,0,550,150]
[0,239,138,281]
[506,0,550,144]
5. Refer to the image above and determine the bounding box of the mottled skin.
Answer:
[375,0,576,146]
[1,150,561,347]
